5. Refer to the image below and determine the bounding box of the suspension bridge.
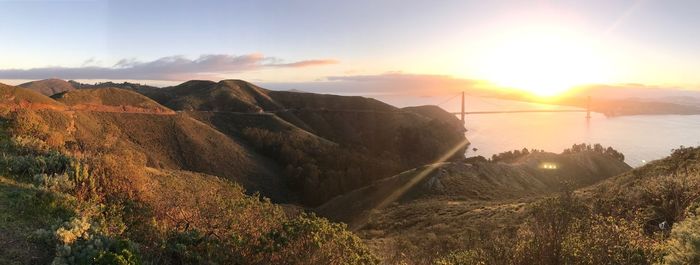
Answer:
[445,91,592,123]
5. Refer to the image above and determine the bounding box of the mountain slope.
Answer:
[317,151,631,228]
[0,83,65,111]
[52,88,174,114]
[141,79,282,112]
[18,78,76,96]
[138,79,469,205]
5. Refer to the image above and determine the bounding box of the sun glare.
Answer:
[476,27,609,97]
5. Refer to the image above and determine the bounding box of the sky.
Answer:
[2,0,700,95]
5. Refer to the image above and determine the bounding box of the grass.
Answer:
[0,176,76,265]
[53,88,172,113]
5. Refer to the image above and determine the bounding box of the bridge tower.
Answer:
[586,96,591,119]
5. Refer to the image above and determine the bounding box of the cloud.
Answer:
[263,73,499,96]
[0,54,338,81]
[271,59,340,68]
[323,72,493,94]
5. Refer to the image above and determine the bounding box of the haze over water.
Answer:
[369,93,700,167]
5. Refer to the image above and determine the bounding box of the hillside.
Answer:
[1,79,698,264]
[318,151,631,228]
[52,88,175,114]
[139,79,469,205]
[18,78,76,96]
[0,83,381,264]
[0,83,65,111]
[0,80,469,207]
[30,109,289,201]
[140,79,281,112]
[334,146,700,264]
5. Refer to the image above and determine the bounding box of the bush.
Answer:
[37,215,141,265]
[661,207,700,265]
[513,190,589,265]
[255,213,379,265]
[639,173,700,230]
[510,190,661,265]
[562,215,661,264]
[434,249,488,265]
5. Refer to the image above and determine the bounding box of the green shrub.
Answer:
[661,208,700,265]
[255,213,379,265]
[639,173,700,230]
[434,249,488,265]
[562,215,661,265]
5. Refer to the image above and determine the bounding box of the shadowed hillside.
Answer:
[141,79,282,112]
[338,146,699,264]
[139,79,468,205]
[0,80,469,207]
[318,151,631,228]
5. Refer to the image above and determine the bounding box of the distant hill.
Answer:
[52,88,174,114]
[140,79,281,112]
[0,80,468,206]
[138,79,469,205]
[69,80,160,92]
[0,82,65,110]
[18,78,76,96]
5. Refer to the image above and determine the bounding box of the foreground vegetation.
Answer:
[0,109,378,264]
[429,146,700,265]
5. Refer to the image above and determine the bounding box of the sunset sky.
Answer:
[2,0,700,95]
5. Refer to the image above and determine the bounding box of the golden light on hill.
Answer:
[474,26,612,97]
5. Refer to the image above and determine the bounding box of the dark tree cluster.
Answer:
[562,143,625,162]
[490,148,545,163]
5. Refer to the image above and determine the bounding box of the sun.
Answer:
[476,27,609,97]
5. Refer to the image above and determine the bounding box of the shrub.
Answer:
[661,208,700,265]
[513,190,589,265]
[8,109,49,140]
[39,215,141,265]
[511,191,663,265]
[434,249,488,265]
[255,213,379,265]
[562,215,661,265]
[638,173,700,232]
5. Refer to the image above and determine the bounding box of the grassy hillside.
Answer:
[0,83,64,109]
[18,79,76,96]
[141,80,467,168]
[353,147,700,265]
[2,80,469,207]
[0,99,378,264]
[141,79,282,112]
[318,151,631,228]
[52,88,174,114]
[143,79,470,206]
[29,109,290,202]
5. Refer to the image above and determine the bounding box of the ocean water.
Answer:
[368,93,700,167]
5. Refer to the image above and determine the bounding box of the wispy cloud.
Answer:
[262,72,498,96]
[0,54,338,80]
[271,59,340,68]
